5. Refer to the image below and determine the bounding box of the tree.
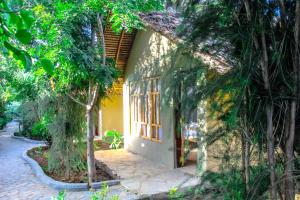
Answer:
[172,0,300,199]
[22,0,163,188]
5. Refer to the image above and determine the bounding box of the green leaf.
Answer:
[20,10,35,29]
[6,13,21,26]
[4,41,21,55]
[15,29,32,44]
[18,53,32,72]
[41,59,54,76]
[4,42,32,70]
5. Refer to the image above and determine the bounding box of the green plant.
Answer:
[169,187,178,198]
[103,130,123,149]
[168,187,185,199]
[110,195,119,200]
[51,191,65,200]
[90,183,109,200]
[36,146,44,156]
[31,114,52,143]
[0,117,8,129]
[0,100,11,129]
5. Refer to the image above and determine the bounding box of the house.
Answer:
[97,10,229,171]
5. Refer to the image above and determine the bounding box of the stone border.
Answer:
[12,135,46,144]
[22,147,121,191]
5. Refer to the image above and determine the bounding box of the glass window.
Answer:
[129,77,161,142]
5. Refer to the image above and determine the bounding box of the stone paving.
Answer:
[0,121,135,200]
[95,149,200,195]
[0,121,199,199]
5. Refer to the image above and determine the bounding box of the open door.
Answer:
[175,106,183,168]
[174,83,198,168]
[174,82,184,168]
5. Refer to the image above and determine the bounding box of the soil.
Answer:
[28,146,118,183]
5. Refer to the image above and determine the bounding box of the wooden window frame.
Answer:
[129,77,162,143]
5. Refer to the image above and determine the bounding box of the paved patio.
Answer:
[0,121,137,200]
[94,149,200,195]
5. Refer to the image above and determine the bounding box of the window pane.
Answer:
[158,127,163,140]
[129,77,162,141]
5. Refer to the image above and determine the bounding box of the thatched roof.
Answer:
[139,10,182,42]
[139,10,232,73]
[104,10,231,75]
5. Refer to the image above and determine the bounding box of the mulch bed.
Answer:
[28,146,118,183]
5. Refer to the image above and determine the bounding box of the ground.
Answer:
[0,121,200,200]
[0,121,136,200]
[95,150,199,195]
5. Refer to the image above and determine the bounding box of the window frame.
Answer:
[129,76,162,143]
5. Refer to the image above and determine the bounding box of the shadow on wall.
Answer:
[126,29,207,136]
[123,28,209,168]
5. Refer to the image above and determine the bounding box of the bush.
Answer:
[0,100,11,129]
[0,117,8,129]
[103,130,123,149]
[30,115,52,144]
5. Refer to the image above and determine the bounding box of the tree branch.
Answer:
[97,13,106,67]
[243,0,260,50]
[88,13,107,108]
[66,93,87,107]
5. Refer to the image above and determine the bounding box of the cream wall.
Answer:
[100,94,124,135]
[123,29,177,168]
[123,28,207,169]
[123,28,212,170]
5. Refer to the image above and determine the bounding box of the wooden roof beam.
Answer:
[115,30,125,66]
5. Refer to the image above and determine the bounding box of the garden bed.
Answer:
[14,131,44,141]
[27,146,118,183]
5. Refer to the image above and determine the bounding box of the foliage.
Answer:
[103,130,123,149]
[26,0,164,93]
[25,0,164,186]
[169,0,300,199]
[1,0,164,189]
[0,100,8,129]
[168,187,185,199]
[51,191,65,200]
[47,96,86,177]
[0,1,35,70]
[193,163,274,200]
[31,114,51,143]
[51,184,120,200]
[90,183,119,200]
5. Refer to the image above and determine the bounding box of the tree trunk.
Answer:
[284,1,300,199]
[258,6,277,198]
[86,106,96,188]
[285,102,296,200]
[266,104,277,200]
[242,132,250,194]
[66,16,104,189]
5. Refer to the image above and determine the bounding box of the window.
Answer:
[130,77,162,142]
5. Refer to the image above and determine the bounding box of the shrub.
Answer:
[0,117,8,129]
[31,114,52,144]
[103,130,123,149]
[51,191,65,200]
[0,100,11,129]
